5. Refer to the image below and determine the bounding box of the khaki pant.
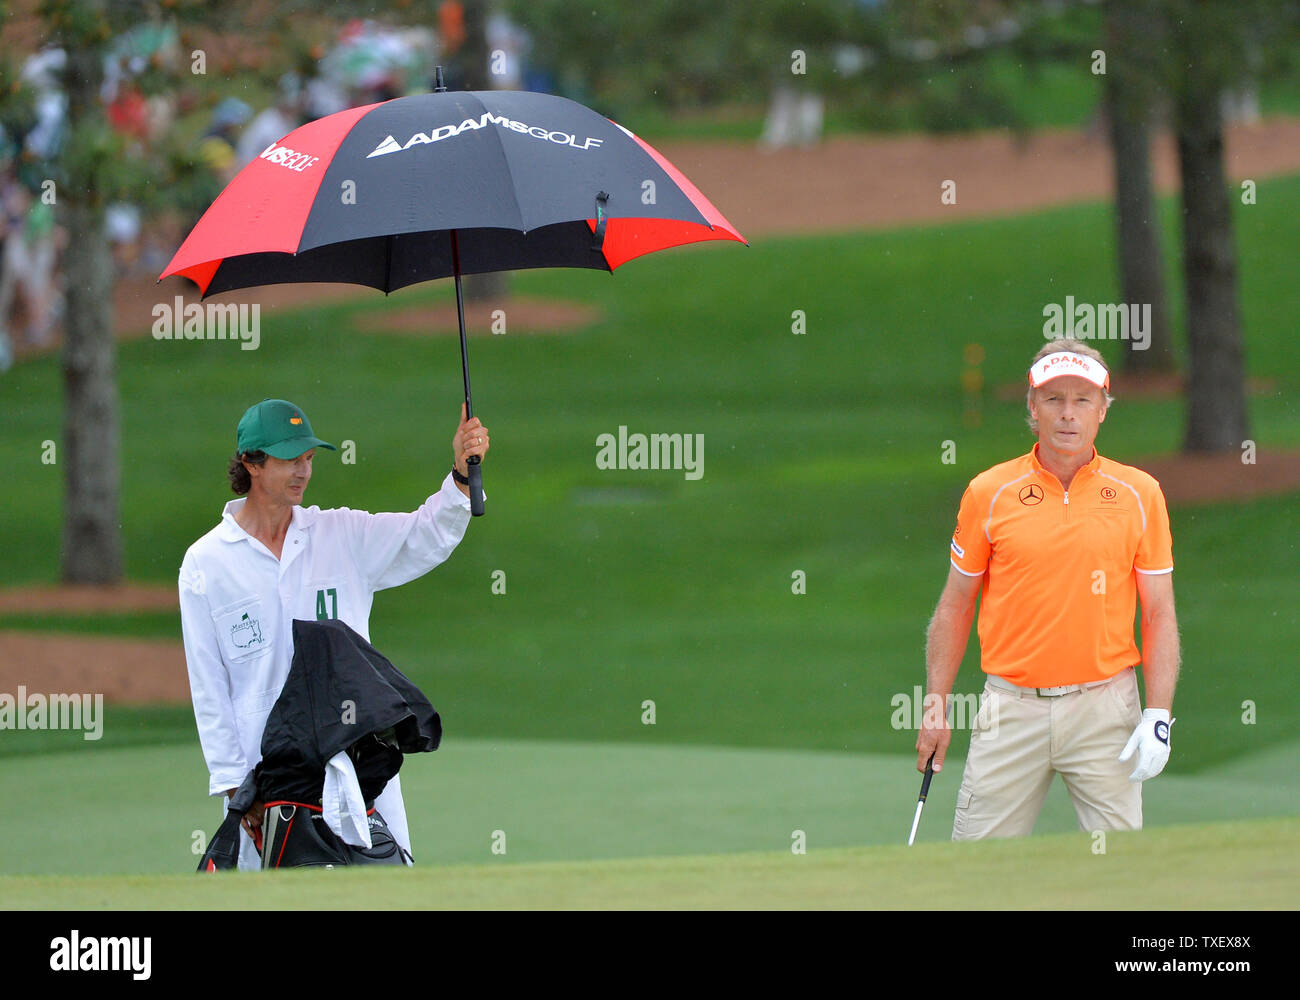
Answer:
[952,667,1143,840]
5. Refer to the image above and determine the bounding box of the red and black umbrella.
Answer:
[161,73,746,514]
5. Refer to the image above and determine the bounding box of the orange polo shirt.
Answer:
[948,444,1173,687]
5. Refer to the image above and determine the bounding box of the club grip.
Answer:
[467,456,485,517]
[919,752,936,801]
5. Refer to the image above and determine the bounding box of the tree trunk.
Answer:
[60,46,123,583]
[1103,1,1175,374]
[1175,84,1249,453]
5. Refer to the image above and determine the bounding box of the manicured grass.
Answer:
[0,611,180,639]
[2,176,1298,783]
[4,812,1295,909]
[1,737,1295,878]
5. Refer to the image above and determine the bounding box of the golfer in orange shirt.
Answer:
[917,339,1180,839]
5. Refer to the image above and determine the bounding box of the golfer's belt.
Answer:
[985,673,1118,698]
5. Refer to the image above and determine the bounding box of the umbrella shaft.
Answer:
[450,229,474,420]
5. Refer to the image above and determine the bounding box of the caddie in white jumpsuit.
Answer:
[179,398,490,869]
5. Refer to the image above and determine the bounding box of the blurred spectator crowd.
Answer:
[0,9,533,373]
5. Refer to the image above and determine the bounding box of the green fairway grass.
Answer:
[4,178,1298,767]
[0,611,180,640]
[1,737,1295,878]
[4,816,1295,909]
[2,177,1297,889]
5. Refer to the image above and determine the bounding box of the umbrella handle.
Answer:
[450,228,485,518]
[467,455,485,517]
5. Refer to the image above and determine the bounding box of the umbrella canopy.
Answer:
[161,88,745,298]
[161,83,746,516]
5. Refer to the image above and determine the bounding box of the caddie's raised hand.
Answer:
[453,402,490,477]
[1118,709,1174,782]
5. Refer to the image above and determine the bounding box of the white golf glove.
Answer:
[1118,709,1174,782]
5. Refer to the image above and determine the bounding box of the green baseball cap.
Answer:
[236,399,336,459]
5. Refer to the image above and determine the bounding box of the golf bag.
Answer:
[260,801,410,868]
[198,619,440,872]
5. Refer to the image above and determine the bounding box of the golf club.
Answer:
[907,751,936,846]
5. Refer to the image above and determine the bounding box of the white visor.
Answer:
[1028,352,1110,391]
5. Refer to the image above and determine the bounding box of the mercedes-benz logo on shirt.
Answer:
[1018,484,1044,506]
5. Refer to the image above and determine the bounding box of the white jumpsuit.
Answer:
[179,473,471,869]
